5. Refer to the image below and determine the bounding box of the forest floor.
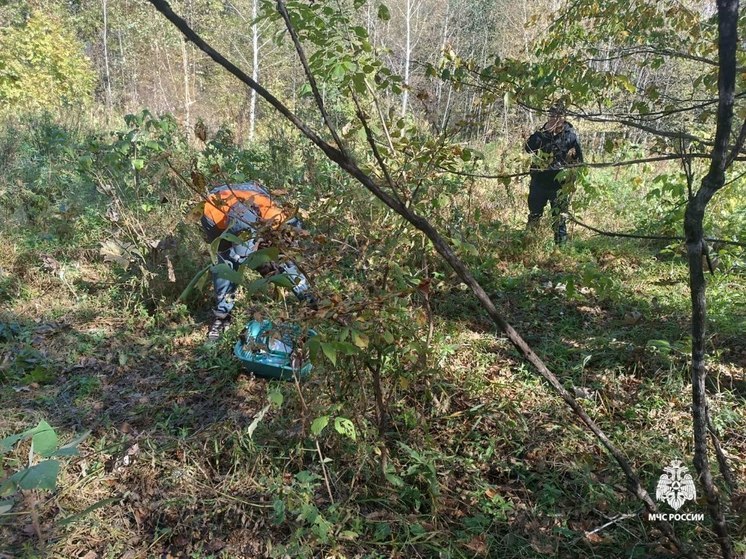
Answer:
[1,186,745,558]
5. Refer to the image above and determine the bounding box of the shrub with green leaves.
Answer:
[0,421,86,515]
[0,10,95,115]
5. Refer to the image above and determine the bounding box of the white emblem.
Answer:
[655,460,696,511]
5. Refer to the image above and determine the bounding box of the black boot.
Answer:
[207,313,232,341]
[526,213,542,231]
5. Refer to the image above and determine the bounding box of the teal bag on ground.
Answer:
[234,320,315,380]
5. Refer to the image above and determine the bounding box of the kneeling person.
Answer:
[201,182,313,340]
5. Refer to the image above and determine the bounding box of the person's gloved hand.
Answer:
[229,240,258,262]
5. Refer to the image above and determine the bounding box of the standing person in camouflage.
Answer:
[524,101,584,245]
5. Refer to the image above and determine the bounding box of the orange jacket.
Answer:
[203,183,286,231]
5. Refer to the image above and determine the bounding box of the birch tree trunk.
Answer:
[117,29,128,111]
[102,0,113,117]
[181,35,191,138]
[401,0,412,116]
[249,0,259,141]
[521,0,534,128]
[434,1,449,120]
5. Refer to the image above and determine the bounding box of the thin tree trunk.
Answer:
[683,2,739,558]
[249,0,259,141]
[401,0,412,116]
[181,35,191,138]
[440,83,453,131]
[366,1,373,40]
[102,0,113,117]
[190,42,198,121]
[521,1,533,128]
[131,53,140,108]
[117,29,127,110]
[434,1,449,119]
[478,36,490,141]
[503,94,509,138]
[154,40,171,112]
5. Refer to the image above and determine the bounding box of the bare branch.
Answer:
[567,213,745,247]
[364,77,397,153]
[567,97,727,122]
[275,0,348,157]
[517,100,726,148]
[349,91,401,198]
[707,411,738,492]
[437,153,746,181]
[726,117,746,167]
[575,114,706,143]
[677,139,696,200]
[585,45,719,67]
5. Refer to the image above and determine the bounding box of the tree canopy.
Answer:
[0,9,95,115]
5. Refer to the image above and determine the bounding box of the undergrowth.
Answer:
[0,113,744,558]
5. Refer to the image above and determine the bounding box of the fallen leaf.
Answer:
[166,255,176,283]
[530,535,555,555]
[622,310,643,325]
[573,387,595,400]
[100,240,136,270]
[465,535,487,555]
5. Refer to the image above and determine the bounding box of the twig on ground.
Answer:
[567,213,746,248]
[585,512,639,536]
[315,440,335,504]
[191,479,273,509]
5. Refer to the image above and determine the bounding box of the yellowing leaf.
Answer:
[352,330,369,349]
[268,388,284,407]
[616,75,636,93]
